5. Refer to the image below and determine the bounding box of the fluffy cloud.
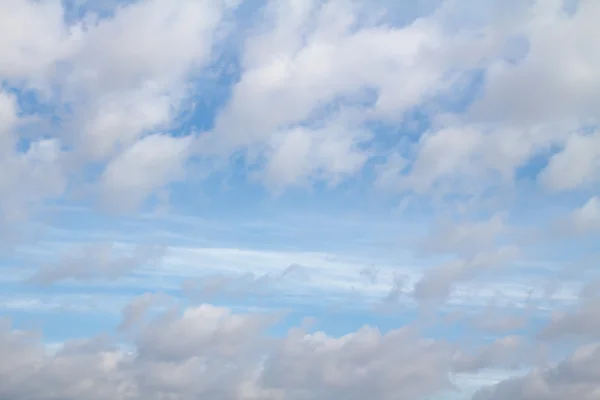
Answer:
[0,0,75,82]
[380,0,600,200]
[475,284,600,399]
[202,0,499,188]
[99,134,193,211]
[469,0,600,126]
[538,292,600,342]
[0,301,456,400]
[3,0,599,210]
[261,118,371,190]
[539,131,600,192]
[2,1,600,399]
[474,342,600,400]
[0,90,66,240]
[558,196,600,236]
[0,0,234,220]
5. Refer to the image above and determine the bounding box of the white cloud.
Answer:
[73,87,178,161]
[539,130,600,192]
[474,342,600,400]
[0,300,457,400]
[378,0,600,199]
[262,117,371,189]
[61,0,230,161]
[559,196,600,236]
[2,1,600,398]
[401,126,485,195]
[469,0,600,126]
[0,90,66,236]
[0,0,236,215]
[2,0,599,208]
[100,134,193,211]
[0,0,77,84]
[202,0,493,188]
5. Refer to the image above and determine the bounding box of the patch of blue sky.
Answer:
[36,204,412,257]
[6,307,121,343]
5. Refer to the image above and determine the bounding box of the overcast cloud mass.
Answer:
[1,0,599,399]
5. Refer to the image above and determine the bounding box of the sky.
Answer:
[0,0,600,399]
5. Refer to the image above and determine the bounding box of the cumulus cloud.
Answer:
[99,134,193,211]
[2,0,599,210]
[261,118,371,190]
[0,300,457,400]
[469,0,600,126]
[474,342,600,400]
[2,0,600,399]
[0,0,235,219]
[0,90,66,241]
[452,335,536,373]
[200,0,500,188]
[538,293,600,342]
[557,196,600,236]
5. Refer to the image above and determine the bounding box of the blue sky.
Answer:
[1,0,600,399]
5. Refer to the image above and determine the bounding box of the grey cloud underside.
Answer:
[473,343,600,400]
[475,285,600,399]
[4,295,600,400]
[0,303,457,400]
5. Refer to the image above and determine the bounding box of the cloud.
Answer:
[557,196,600,236]
[452,335,534,373]
[2,0,600,399]
[1,0,236,217]
[99,134,193,211]
[201,0,495,188]
[0,300,456,400]
[261,117,371,190]
[118,292,173,331]
[378,0,600,200]
[414,246,520,304]
[539,130,600,192]
[28,242,166,285]
[0,0,75,82]
[410,214,520,305]
[0,89,66,241]
[537,293,600,342]
[463,300,532,335]
[469,0,600,126]
[419,213,507,258]
[3,0,599,209]
[260,326,454,400]
[474,342,600,400]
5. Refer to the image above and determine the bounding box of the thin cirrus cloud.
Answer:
[1,0,599,399]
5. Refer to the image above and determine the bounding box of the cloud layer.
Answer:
[1,0,600,399]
